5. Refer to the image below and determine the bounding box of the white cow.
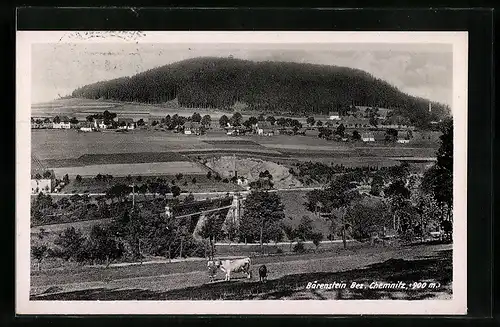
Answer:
[208,257,252,281]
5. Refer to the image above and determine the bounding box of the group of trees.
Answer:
[421,118,453,223]
[32,170,53,180]
[303,118,454,244]
[72,57,449,127]
[86,110,117,125]
[218,112,303,132]
[291,162,380,185]
[34,201,208,269]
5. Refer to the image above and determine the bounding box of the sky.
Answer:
[31,43,453,106]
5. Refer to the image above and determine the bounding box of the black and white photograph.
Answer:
[16,31,468,315]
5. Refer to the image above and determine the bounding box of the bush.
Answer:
[53,227,86,261]
[293,241,305,253]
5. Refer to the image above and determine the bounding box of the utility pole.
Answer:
[233,154,237,179]
[129,183,135,208]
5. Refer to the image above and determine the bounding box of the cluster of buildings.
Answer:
[31,116,138,132]
[326,106,415,131]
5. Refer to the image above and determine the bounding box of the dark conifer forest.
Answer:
[71,57,450,127]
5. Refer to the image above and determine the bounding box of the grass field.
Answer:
[32,129,213,161]
[44,152,189,168]
[52,161,208,177]
[30,243,452,300]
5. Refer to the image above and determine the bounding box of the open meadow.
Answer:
[30,242,452,300]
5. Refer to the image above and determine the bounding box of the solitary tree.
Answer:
[266,116,276,125]
[306,116,315,126]
[191,112,202,123]
[219,115,229,128]
[311,232,323,251]
[31,244,48,271]
[336,124,346,137]
[384,180,411,232]
[54,227,85,261]
[199,213,226,259]
[282,224,297,252]
[171,185,181,198]
[86,225,123,267]
[240,190,285,253]
[201,114,211,127]
[296,216,315,241]
[230,112,243,126]
[306,175,360,249]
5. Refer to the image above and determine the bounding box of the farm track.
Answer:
[31,243,452,300]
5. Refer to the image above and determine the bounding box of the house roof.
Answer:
[361,132,375,138]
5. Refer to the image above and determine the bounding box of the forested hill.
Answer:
[71,57,450,126]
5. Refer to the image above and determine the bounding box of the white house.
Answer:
[184,122,201,135]
[328,111,341,120]
[397,139,410,144]
[256,122,274,136]
[31,179,52,194]
[94,119,110,130]
[79,122,93,132]
[361,132,375,142]
[237,176,248,186]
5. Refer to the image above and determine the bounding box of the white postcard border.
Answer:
[16,31,468,315]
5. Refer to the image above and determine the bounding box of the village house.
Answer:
[31,118,46,129]
[341,116,371,129]
[117,118,135,130]
[30,167,55,194]
[397,138,410,144]
[256,122,275,136]
[355,106,391,120]
[184,122,201,135]
[52,116,71,129]
[328,111,341,120]
[31,179,52,194]
[79,122,94,132]
[236,176,248,187]
[94,118,111,130]
[361,132,375,142]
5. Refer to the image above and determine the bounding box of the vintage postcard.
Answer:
[16,31,467,315]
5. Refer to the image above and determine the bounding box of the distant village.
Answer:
[31,104,441,145]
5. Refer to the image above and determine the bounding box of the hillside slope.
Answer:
[72,57,450,127]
